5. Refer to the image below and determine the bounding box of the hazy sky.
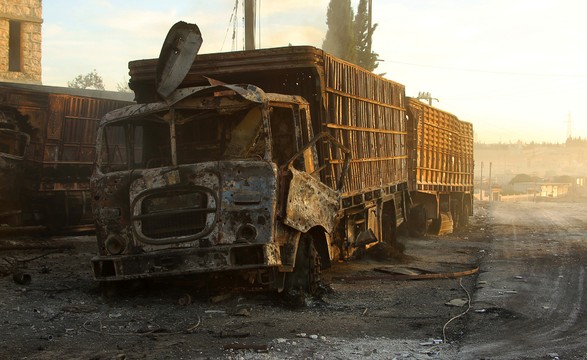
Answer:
[42,0,587,143]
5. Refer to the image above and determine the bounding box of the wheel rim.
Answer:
[284,234,321,295]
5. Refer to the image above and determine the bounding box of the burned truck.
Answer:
[91,37,409,293]
[0,82,133,232]
[406,97,474,236]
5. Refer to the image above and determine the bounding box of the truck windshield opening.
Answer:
[98,105,267,173]
[0,129,28,158]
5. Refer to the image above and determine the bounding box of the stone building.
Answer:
[0,0,42,84]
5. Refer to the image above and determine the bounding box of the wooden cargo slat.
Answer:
[406,97,473,192]
[128,46,408,198]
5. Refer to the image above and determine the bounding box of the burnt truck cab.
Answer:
[91,84,348,292]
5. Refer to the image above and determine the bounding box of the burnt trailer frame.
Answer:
[0,82,133,232]
[405,97,474,235]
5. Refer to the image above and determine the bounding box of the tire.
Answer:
[451,200,462,231]
[460,202,470,227]
[408,206,428,237]
[284,233,321,296]
[381,202,398,244]
[429,217,441,235]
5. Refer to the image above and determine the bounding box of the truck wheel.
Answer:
[284,233,321,297]
[429,218,441,235]
[408,206,428,237]
[460,202,470,227]
[451,201,462,231]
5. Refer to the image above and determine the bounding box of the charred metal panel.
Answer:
[92,162,280,280]
[284,167,339,233]
[219,161,276,246]
[93,160,280,280]
[119,161,277,251]
[129,165,220,247]
[92,242,281,281]
[99,84,265,128]
[92,171,134,253]
[156,22,202,99]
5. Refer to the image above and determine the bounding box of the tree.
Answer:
[322,0,356,63]
[553,175,573,184]
[116,80,132,93]
[67,69,105,90]
[353,0,379,71]
[509,174,540,185]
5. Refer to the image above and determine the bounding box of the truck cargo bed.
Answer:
[406,97,473,193]
[128,46,408,199]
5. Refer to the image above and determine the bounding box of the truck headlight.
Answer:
[105,235,127,255]
[236,223,257,243]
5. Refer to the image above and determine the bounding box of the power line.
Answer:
[221,0,239,51]
[388,60,587,78]
[440,79,587,101]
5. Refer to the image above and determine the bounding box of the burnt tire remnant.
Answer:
[283,233,322,305]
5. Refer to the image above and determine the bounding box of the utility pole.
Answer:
[567,112,572,140]
[367,0,372,56]
[417,91,439,106]
[244,0,256,50]
[480,162,483,201]
[488,162,492,202]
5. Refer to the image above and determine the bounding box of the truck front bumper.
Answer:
[92,243,281,281]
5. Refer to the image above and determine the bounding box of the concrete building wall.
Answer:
[0,0,43,84]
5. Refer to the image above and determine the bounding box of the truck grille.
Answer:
[133,188,217,242]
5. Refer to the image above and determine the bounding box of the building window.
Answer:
[9,20,22,72]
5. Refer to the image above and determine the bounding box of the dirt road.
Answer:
[0,201,585,359]
[458,201,587,360]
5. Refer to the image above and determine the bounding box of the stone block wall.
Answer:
[0,0,43,84]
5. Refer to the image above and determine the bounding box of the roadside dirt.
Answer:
[458,201,587,360]
[0,201,585,359]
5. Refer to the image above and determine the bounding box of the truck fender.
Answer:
[284,167,339,234]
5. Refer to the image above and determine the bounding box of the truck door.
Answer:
[277,105,350,234]
[269,105,300,167]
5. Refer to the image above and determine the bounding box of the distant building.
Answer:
[0,0,43,84]
[513,182,570,198]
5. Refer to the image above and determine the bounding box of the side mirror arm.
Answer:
[286,132,351,192]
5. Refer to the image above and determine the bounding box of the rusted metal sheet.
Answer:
[0,82,133,232]
[156,21,202,98]
[47,95,65,140]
